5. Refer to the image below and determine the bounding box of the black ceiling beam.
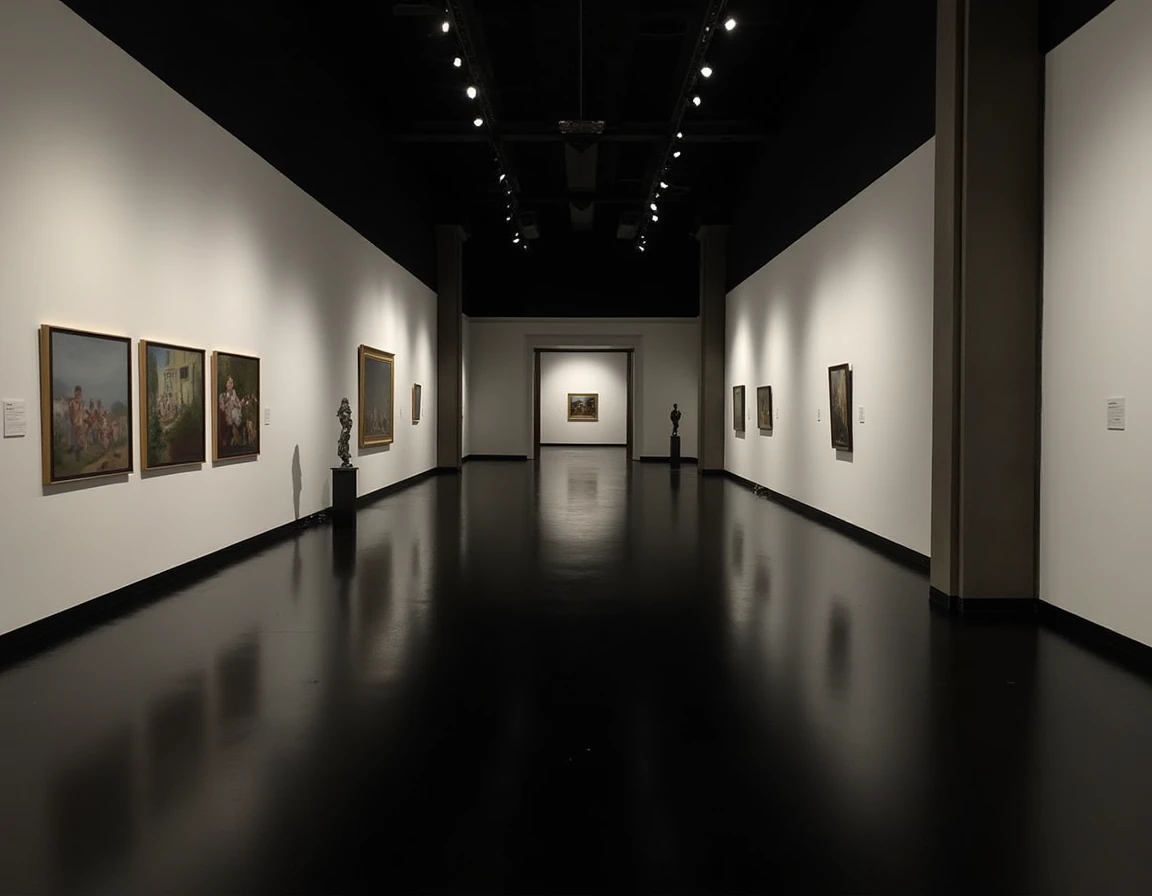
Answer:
[394,121,768,143]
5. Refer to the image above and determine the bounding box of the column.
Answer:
[930,0,1042,612]
[696,224,728,474]
[436,225,466,472]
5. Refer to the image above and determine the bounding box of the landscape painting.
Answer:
[140,341,205,470]
[828,363,852,451]
[40,325,133,485]
[412,383,422,424]
[733,385,745,432]
[757,385,773,431]
[567,393,598,422]
[212,351,260,460]
[359,344,394,447]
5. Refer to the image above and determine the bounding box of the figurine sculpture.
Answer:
[670,403,682,437]
[337,397,353,468]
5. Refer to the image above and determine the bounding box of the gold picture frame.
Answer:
[140,340,206,471]
[359,344,395,447]
[567,392,598,422]
[211,350,261,461]
[39,324,134,485]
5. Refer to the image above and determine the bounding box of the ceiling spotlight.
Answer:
[692,95,702,107]
[506,215,512,221]
[639,245,646,252]
[499,173,506,182]
[701,65,713,78]
[650,203,658,212]
[724,17,737,31]
[513,236,521,244]
[442,20,451,33]
[466,86,478,99]
[453,56,462,68]
[660,181,669,189]
[652,214,660,223]
[473,117,484,127]
[673,150,682,158]
[676,131,683,139]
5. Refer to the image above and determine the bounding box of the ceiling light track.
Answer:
[441,1,529,250]
[636,0,734,251]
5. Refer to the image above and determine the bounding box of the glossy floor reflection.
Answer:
[3,447,1152,893]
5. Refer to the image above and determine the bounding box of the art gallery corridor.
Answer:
[2,451,1152,894]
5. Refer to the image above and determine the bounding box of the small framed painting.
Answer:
[567,393,598,422]
[140,340,206,470]
[733,385,745,432]
[39,325,133,485]
[827,363,853,451]
[412,383,422,424]
[756,385,773,431]
[359,344,394,446]
[212,351,261,461]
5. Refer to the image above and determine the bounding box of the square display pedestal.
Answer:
[331,466,358,528]
[670,435,681,470]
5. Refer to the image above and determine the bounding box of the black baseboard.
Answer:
[929,587,1038,619]
[639,456,699,464]
[0,467,437,669]
[462,454,529,462]
[725,471,930,572]
[1040,600,1152,676]
[359,467,440,503]
[540,443,627,448]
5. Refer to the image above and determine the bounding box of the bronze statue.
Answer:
[337,397,353,467]
[670,403,682,437]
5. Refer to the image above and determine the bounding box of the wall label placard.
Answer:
[3,399,27,438]
[1107,398,1126,431]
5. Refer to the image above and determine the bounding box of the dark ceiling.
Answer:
[60,0,1113,316]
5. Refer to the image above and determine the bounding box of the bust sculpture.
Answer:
[670,403,682,437]
[337,397,353,468]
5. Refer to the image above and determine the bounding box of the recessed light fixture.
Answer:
[724,17,737,31]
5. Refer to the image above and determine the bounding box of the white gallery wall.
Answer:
[726,139,934,555]
[1042,0,1152,647]
[465,318,699,459]
[539,352,628,445]
[0,0,437,636]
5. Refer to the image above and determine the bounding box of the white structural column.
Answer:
[930,0,1042,612]
[697,225,728,473]
[437,225,466,471]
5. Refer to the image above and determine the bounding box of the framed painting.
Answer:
[827,363,853,451]
[756,385,773,431]
[412,383,422,424]
[39,325,133,485]
[567,393,598,422]
[140,340,205,470]
[733,385,745,432]
[359,344,394,447]
[212,351,260,460]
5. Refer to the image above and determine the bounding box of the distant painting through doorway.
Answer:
[567,393,598,422]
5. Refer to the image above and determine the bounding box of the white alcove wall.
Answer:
[539,352,628,445]
[466,318,699,460]
[0,0,438,636]
[1042,0,1152,647]
[725,139,934,555]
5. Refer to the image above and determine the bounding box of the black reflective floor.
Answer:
[3,448,1152,894]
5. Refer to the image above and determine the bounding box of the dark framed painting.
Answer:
[39,325,133,485]
[757,385,773,431]
[359,344,394,447]
[827,363,853,451]
[567,393,598,422]
[412,383,422,424]
[140,340,205,470]
[212,351,260,461]
[733,385,745,432]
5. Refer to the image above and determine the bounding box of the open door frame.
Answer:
[533,348,634,460]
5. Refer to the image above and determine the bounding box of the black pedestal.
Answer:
[331,466,358,528]
[670,435,681,470]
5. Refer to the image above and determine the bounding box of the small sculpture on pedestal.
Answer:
[670,403,682,437]
[337,398,353,468]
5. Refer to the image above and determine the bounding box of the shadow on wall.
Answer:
[292,445,303,521]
